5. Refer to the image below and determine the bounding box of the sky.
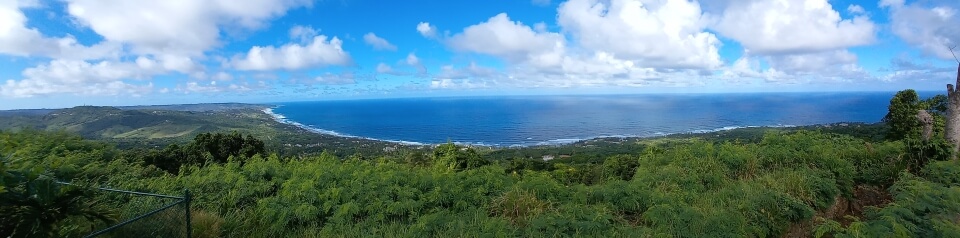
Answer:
[1,0,960,109]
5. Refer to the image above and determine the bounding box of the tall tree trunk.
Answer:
[918,110,933,142]
[947,63,960,160]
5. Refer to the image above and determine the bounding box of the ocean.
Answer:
[267,92,920,147]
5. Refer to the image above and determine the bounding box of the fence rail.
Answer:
[56,182,192,238]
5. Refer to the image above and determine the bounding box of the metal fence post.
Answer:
[185,189,192,238]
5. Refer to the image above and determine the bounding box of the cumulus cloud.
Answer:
[767,50,858,73]
[416,22,438,38]
[232,35,352,70]
[557,0,722,69]
[363,33,397,51]
[0,1,119,59]
[771,50,871,81]
[406,53,420,65]
[1,59,158,97]
[375,63,394,74]
[406,53,428,75]
[712,0,876,54]
[882,0,960,60]
[720,56,787,83]
[64,0,313,56]
[2,0,315,99]
[448,13,566,64]
[442,2,722,88]
[847,4,865,14]
[156,54,201,74]
[289,25,319,42]
[374,54,429,77]
[720,50,871,84]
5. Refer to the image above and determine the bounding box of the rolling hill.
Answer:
[0,104,408,155]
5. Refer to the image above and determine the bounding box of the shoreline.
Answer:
[262,107,427,146]
[261,106,873,148]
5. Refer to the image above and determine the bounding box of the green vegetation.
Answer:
[126,132,266,173]
[0,104,411,158]
[883,90,948,141]
[2,130,957,236]
[1,91,958,237]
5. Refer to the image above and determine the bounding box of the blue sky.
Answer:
[1,0,959,109]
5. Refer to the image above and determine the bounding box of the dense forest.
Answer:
[2,90,959,237]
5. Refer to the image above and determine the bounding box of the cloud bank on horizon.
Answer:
[1,0,959,109]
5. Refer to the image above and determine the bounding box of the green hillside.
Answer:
[0,105,407,157]
[2,106,273,140]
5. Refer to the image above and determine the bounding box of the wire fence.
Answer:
[57,182,192,238]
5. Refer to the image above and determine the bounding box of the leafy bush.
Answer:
[5,129,946,237]
[816,162,960,237]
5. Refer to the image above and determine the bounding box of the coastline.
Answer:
[260,106,869,148]
[262,106,427,146]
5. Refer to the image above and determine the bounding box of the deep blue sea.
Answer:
[268,92,925,146]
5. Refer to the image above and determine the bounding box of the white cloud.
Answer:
[22,60,151,83]
[880,0,904,8]
[175,80,262,94]
[178,81,222,93]
[1,59,158,97]
[416,22,438,38]
[375,54,428,76]
[880,55,957,82]
[847,4,865,14]
[767,50,850,72]
[157,54,201,74]
[406,53,420,65]
[441,3,721,88]
[289,25,319,43]
[363,33,397,51]
[2,0,315,98]
[132,55,203,74]
[15,0,40,8]
[712,0,876,54]
[504,52,704,88]
[313,72,357,85]
[557,0,722,69]
[720,50,871,84]
[0,1,119,59]
[883,0,960,60]
[232,35,352,70]
[376,52,429,77]
[406,53,428,75]
[214,72,233,81]
[721,56,788,83]
[448,13,566,65]
[435,62,500,80]
[375,63,394,74]
[64,0,313,56]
